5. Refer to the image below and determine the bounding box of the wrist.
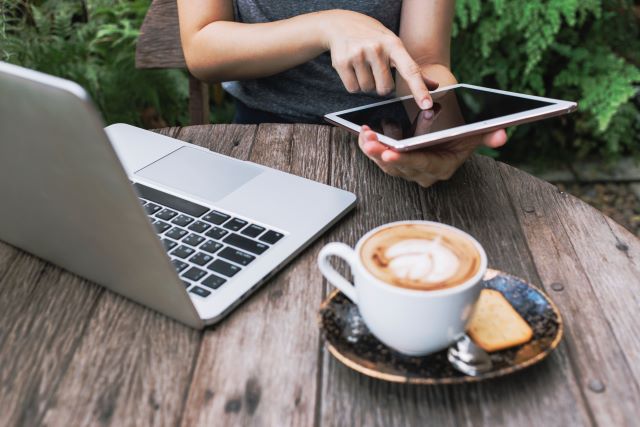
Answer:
[310,9,343,50]
[420,63,457,86]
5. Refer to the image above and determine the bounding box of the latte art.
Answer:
[385,237,460,284]
[361,224,481,291]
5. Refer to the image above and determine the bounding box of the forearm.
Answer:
[183,12,330,83]
[396,63,457,96]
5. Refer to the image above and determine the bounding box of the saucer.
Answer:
[318,269,563,384]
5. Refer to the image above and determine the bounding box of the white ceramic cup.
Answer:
[317,221,487,356]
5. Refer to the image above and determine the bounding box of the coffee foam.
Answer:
[360,224,481,291]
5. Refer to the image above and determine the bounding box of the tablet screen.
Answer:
[334,87,554,141]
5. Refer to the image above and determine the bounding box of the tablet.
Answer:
[324,84,577,152]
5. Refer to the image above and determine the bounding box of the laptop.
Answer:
[0,61,356,329]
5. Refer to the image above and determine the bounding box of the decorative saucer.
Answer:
[318,269,563,384]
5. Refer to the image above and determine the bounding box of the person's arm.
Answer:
[177,0,327,81]
[177,1,435,108]
[396,0,457,94]
[358,0,508,188]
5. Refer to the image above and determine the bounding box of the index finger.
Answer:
[390,48,432,110]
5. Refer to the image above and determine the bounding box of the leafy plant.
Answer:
[1,0,189,126]
[2,0,638,162]
[452,0,640,164]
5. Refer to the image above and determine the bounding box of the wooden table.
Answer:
[1,124,639,427]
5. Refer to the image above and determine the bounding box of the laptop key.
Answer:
[218,247,255,266]
[153,220,172,234]
[260,230,285,244]
[241,224,265,238]
[202,274,227,290]
[172,214,194,227]
[162,238,177,251]
[201,240,223,254]
[202,211,230,225]
[156,208,178,221]
[190,286,211,298]
[172,259,189,272]
[144,203,162,215]
[182,281,191,288]
[188,220,211,234]
[133,183,209,217]
[166,227,188,241]
[171,245,195,259]
[182,267,207,282]
[208,259,241,277]
[183,233,205,247]
[205,227,228,240]
[223,233,269,255]
[223,218,248,231]
[190,252,213,266]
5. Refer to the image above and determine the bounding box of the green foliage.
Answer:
[1,0,638,162]
[1,0,189,126]
[453,0,640,163]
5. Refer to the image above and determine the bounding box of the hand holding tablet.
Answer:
[326,84,577,152]
[357,124,507,188]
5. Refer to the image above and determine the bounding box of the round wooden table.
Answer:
[1,124,639,426]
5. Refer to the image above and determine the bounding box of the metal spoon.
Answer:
[447,334,493,376]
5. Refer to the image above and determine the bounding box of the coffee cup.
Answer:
[317,221,487,356]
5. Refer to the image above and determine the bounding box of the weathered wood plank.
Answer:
[135,0,185,69]
[320,136,591,426]
[0,257,103,426]
[179,124,330,426]
[40,291,201,427]
[496,162,640,426]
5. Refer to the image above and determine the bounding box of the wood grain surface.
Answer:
[0,124,639,427]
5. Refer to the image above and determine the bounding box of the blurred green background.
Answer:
[1,0,639,166]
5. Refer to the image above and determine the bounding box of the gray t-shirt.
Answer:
[222,0,403,122]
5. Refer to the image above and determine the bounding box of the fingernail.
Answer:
[421,98,432,109]
[423,110,434,119]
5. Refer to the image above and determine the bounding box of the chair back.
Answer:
[135,0,209,124]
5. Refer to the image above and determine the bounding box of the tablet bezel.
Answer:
[324,83,578,152]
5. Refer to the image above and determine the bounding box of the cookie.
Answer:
[467,289,533,352]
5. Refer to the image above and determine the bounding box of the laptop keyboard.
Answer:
[133,183,285,298]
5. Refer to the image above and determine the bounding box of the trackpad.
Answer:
[136,147,264,202]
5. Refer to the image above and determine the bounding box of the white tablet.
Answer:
[324,84,577,152]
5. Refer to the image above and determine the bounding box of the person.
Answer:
[177,0,507,188]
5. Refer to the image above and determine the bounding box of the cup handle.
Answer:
[317,242,358,303]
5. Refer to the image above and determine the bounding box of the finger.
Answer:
[366,50,395,96]
[381,149,447,178]
[358,126,387,158]
[362,135,389,160]
[357,129,405,177]
[333,60,360,93]
[353,58,376,93]
[377,149,440,184]
[482,129,508,148]
[389,48,432,109]
[414,109,436,136]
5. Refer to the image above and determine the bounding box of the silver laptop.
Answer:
[0,61,356,328]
